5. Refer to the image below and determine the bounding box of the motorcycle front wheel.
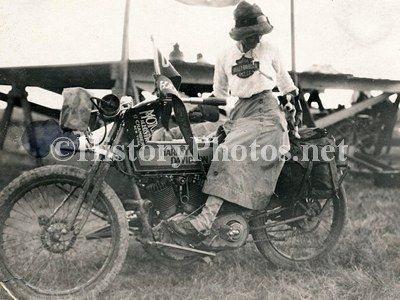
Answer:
[251,184,347,269]
[0,165,128,299]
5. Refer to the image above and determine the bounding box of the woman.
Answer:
[171,1,298,236]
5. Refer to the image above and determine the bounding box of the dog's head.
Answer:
[278,95,295,113]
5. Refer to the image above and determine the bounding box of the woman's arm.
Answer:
[271,45,298,95]
[212,53,229,98]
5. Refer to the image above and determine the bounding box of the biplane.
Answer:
[1,60,399,151]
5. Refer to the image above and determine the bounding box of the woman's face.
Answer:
[241,34,261,51]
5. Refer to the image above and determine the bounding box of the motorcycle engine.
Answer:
[145,177,207,219]
[181,180,208,214]
[146,177,249,252]
[145,178,178,219]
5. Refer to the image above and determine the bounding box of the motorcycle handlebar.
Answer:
[202,98,227,106]
[180,97,227,106]
[131,96,227,111]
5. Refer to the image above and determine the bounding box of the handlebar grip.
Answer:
[203,98,227,106]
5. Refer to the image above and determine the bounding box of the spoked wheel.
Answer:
[252,185,347,269]
[0,165,128,299]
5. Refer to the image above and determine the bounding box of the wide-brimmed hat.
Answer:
[229,1,273,41]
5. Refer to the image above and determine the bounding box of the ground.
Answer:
[0,152,399,300]
[101,175,400,300]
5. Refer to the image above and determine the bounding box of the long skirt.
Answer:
[202,90,290,210]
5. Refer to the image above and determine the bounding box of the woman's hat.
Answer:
[229,1,273,41]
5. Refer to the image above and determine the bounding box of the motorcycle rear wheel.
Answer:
[0,165,128,299]
[251,184,347,269]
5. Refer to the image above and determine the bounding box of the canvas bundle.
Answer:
[60,87,93,132]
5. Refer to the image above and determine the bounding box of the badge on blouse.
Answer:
[231,55,260,79]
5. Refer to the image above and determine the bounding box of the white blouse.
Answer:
[213,38,297,98]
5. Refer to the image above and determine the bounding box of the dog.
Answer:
[278,94,301,139]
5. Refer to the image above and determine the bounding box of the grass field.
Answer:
[98,175,400,300]
[0,157,399,299]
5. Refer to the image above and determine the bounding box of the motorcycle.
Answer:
[0,58,348,299]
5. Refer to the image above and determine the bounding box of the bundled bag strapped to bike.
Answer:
[60,87,93,131]
[275,128,348,199]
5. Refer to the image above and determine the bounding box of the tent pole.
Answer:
[290,0,298,86]
[121,0,130,97]
[120,0,140,104]
[120,0,141,200]
[290,0,314,127]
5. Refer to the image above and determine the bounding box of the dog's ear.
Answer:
[277,95,286,105]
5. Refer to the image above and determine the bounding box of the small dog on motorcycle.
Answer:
[278,93,302,139]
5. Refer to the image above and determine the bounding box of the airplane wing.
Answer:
[1,60,399,123]
[2,60,400,96]
[134,62,400,93]
[0,60,214,120]
[0,60,214,96]
[297,72,400,94]
[0,62,115,94]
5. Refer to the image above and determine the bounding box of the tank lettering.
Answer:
[139,109,158,133]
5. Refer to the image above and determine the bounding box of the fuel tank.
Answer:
[132,140,216,173]
[123,99,218,173]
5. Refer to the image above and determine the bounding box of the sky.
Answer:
[0,0,400,108]
[1,0,399,78]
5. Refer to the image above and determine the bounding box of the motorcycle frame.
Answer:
[72,111,157,241]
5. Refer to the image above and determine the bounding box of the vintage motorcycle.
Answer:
[0,60,348,299]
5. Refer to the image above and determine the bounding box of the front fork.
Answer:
[71,120,154,242]
[67,161,111,233]
[64,121,123,234]
[63,120,153,243]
